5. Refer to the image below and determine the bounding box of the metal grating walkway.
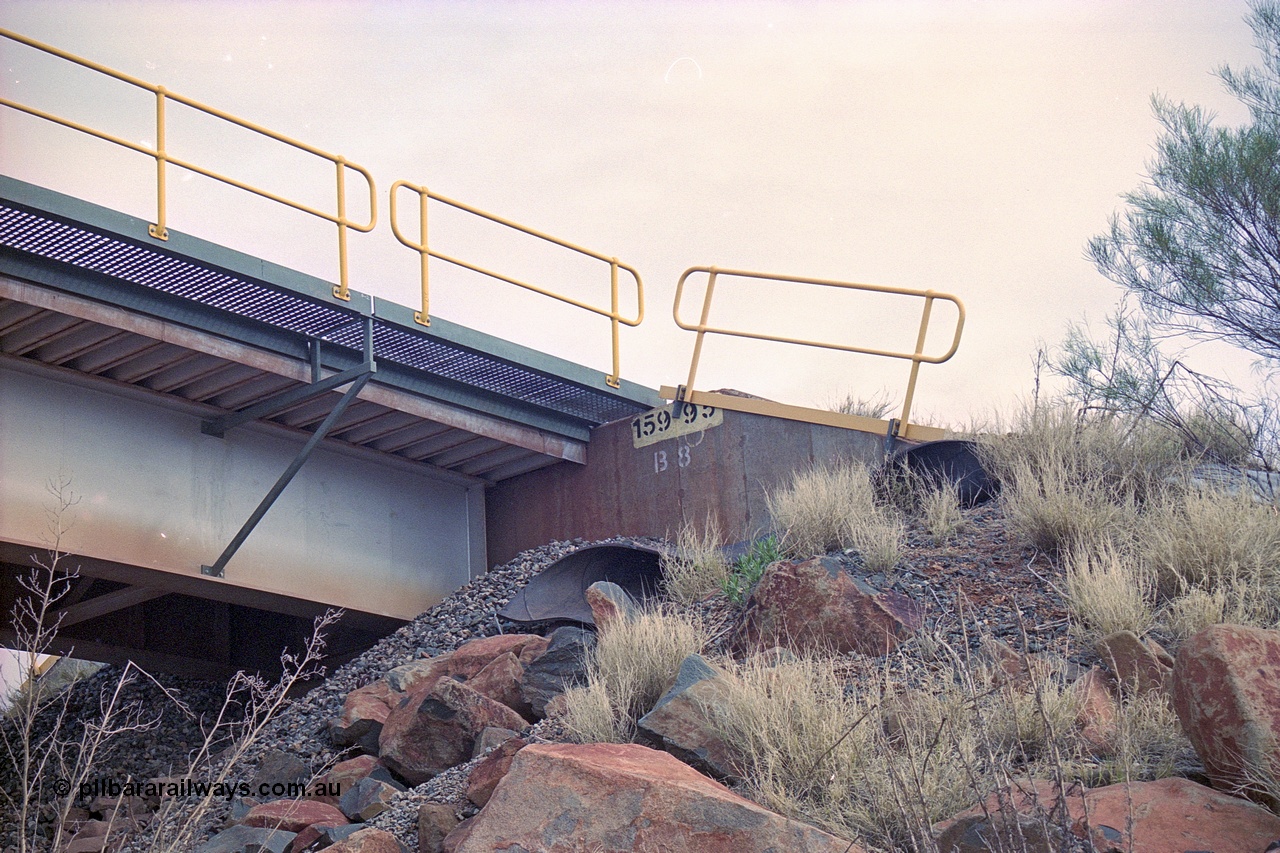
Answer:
[0,177,659,443]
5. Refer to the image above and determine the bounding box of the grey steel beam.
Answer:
[56,585,165,627]
[202,362,372,437]
[0,176,659,430]
[201,369,372,578]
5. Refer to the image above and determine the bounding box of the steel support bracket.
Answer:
[201,319,377,578]
[202,318,377,438]
[201,369,371,578]
[672,383,689,421]
[883,417,902,456]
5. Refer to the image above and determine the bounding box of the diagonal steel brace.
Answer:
[201,316,377,578]
[201,370,371,578]
[201,362,371,437]
[202,318,377,437]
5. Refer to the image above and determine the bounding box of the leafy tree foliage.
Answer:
[1053,2,1280,469]
[1088,2,1280,361]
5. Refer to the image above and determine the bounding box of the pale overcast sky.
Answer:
[0,0,1265,426]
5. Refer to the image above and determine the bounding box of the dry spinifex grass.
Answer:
[767,460,904,572]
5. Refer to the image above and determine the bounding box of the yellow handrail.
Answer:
[0,28,377,301]
[673,266,965,432]
[390,180,644,387]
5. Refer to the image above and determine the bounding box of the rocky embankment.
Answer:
[26,508,1280,852]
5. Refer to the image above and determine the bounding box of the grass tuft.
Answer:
[977,405,1193,556]
[767,460,904,568]
[921,477,966,546]
[1141,485,1280,599]
[661,516,730,606]
[1063,542,1156,644]
[562,608,707,743]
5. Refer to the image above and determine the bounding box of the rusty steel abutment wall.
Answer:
[486,405,889,564]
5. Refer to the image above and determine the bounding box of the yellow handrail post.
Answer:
[682,268,719,399]
[1,28,378,302]
[670,266,965,437]
[607,260,621,387]
[149,87,169,241]
[899,292,936,431]
[415,187,430,326]
[333,158,350,301]
[388,181,645,381]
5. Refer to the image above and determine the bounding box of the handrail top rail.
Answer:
[0,27,377,234]
[673,265,966,366]
[389,180,644,325]
[392,181,641,280]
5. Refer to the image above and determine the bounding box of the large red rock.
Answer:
[1085,776,1280,852]
[309,755,379,807]
[733,556,923,657]
[385,634,549,694]
[241,798,348,834]
[329,681,399,754]
[378,677,529,785]
[444,742,862,852]
[464,736,527,807]
[636,654,742,780]
[1172,623,1280,807]
[419,803,460,853]
[465,652,528,717]
[585,580,638,632]
[1097,630,1172,698]
[324,827,407,852]
[1070,667,1119,755]
[981,637,1052,689]
[934,776,1280,853]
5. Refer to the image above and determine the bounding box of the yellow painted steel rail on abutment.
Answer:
[667,266,966,441]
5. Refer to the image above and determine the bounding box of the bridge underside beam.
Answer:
[0,274,585,476]
[0,549,400,679]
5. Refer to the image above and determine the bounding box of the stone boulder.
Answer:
[933,776,1280,853]
[585,580,639,631]
[241,798,348,834]
[733,556,923,657]
[193,824,296,853]
[418,803,460,853]
[337,776,402,822]
[379,677,529,785]
[636,654,741,780]
[471,726,520,757]
[443,742,863,852]
[309,755,386,807]
[519,625,596,719]
[465,736,527,807]
[250,750,310,801]
[450,632,550,671]
[329,680,399,754]
[1070,667,1119,755]
[385,633,549,694]
[980,637,1053,689]
[1172,623,1280,807]
[1085,776,1280,852]
[324,826,409,853]
[465,651,529,718]
[1097,630,1172,698]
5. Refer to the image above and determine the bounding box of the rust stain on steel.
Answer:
[485,407,887,564]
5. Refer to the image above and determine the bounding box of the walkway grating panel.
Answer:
[0,199,652,427]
